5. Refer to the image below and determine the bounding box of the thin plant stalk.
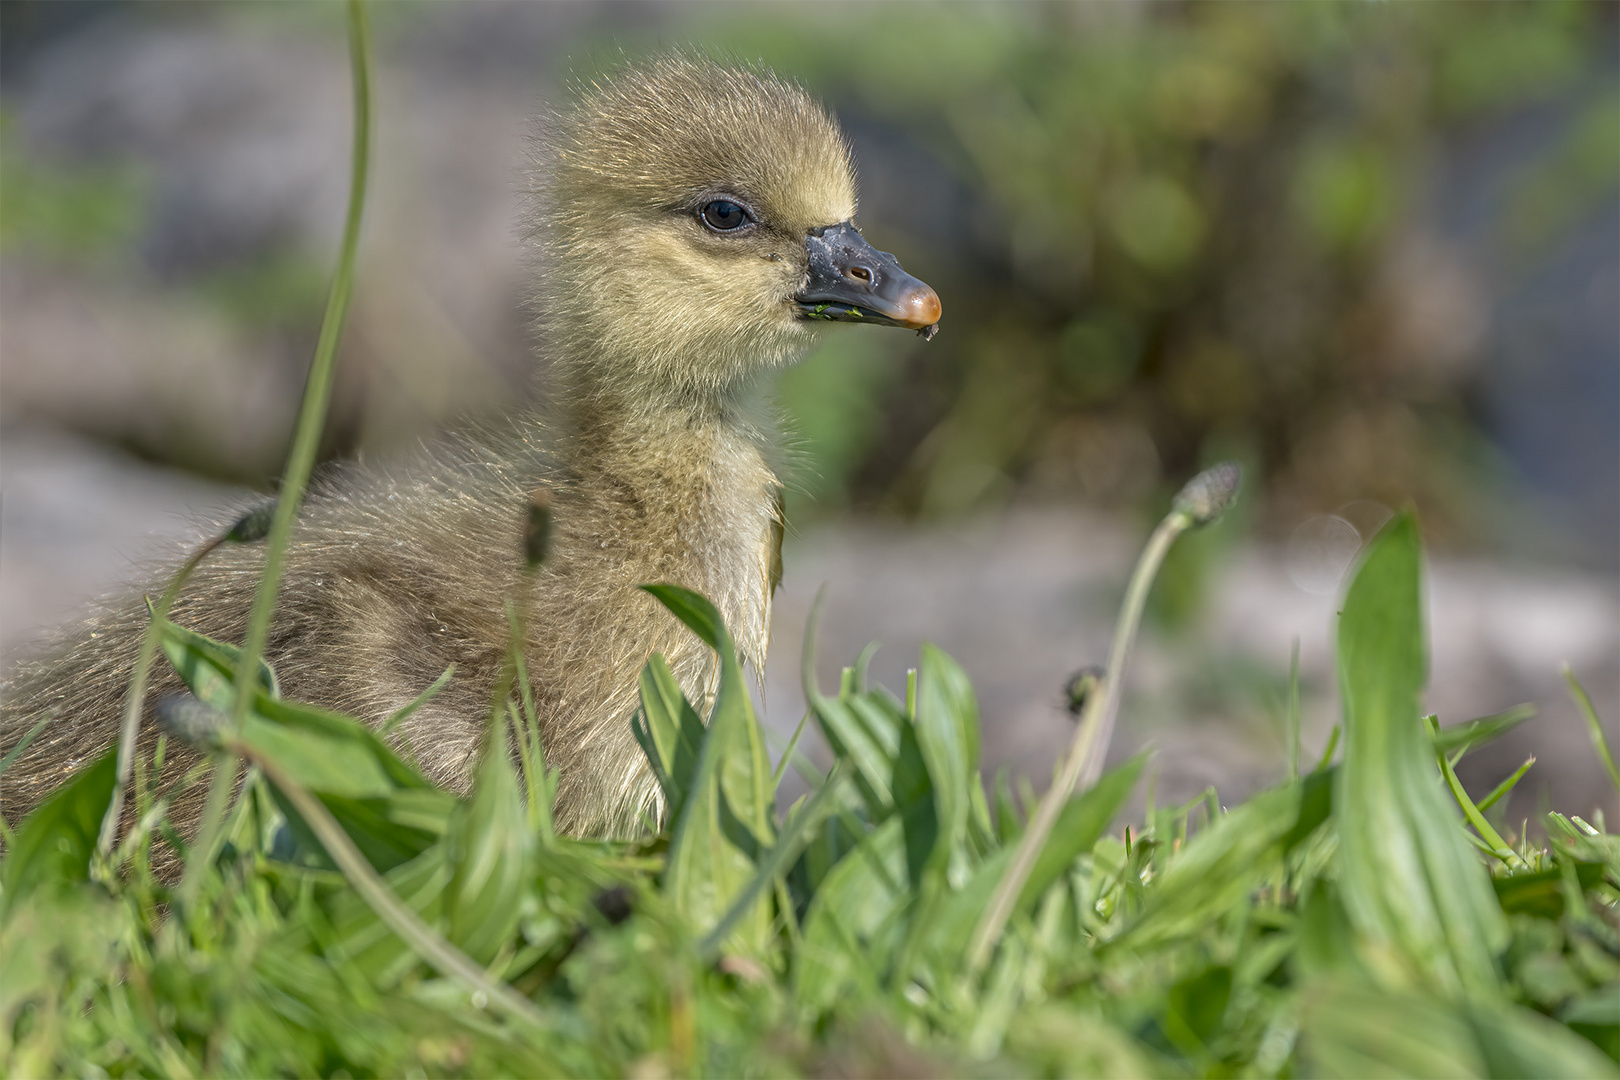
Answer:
[182,0,372,899]
[966,512,1186,973]
[229,0,372,730]
[1077,513,1188,792]
[501,486,553,836]
[502,601,554,843]
[96,535,225,862]
[1286,637,1301,781]
[967,463,1240,974]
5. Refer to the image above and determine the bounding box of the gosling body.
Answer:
[0,57,939,837]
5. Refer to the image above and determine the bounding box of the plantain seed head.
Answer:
[1171,462,1242,528]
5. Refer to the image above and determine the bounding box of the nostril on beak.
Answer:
[847,266,873,284]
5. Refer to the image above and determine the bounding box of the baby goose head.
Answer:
[538,55,941,401]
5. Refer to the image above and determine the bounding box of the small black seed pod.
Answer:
[592,885,633,926]
[226,501,278,544]
[1063,665,1105,717]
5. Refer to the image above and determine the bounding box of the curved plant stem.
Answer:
[239,739,551,1034]
[1075,513,1188,792]
[967,509,1191,974]
[182,0,372,902]
[96,537,223,863]
[230,0,371,730]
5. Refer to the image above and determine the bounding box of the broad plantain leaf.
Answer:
[909,644,979,881]
[794,817,908,1013]
[633,653,707,824]
[158,617,452,871]
[644,583,774,955]
[156,612,278,705]
[444,709,534,966]
[1335,510,1508,996]
[1,750,116,915]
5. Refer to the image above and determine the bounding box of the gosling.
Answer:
[0,56,941,840]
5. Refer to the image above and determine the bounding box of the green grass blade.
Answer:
[634,653,707,819]
[0,715,50,781]
[380,665,455,737]
[1429,719,1520,866]
[793,817,908,1013]
[1431,703,1536,757]
[1301,978,1485,1078]
[810,692,896,819]
[1476,757,1535,813]
[1118,782,1299,950]
[1313,723,1341,772]
[771,709,812,791]
[640,583,727,651]
[1465,999,1620,1079]
[912,644,981,875]
[242,738,551,1034]
[923,755,1147,969]
[443,706,535,966]
[1565,665,1620,793]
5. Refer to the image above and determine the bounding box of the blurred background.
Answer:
[2,1,1615,827]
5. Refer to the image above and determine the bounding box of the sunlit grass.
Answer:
[3,492,1617,1076]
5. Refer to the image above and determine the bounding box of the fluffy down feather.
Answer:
[0,56,856,840]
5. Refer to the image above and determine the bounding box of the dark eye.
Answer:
[700,199,749,232]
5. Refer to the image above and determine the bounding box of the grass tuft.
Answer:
[5,489,1616,1078]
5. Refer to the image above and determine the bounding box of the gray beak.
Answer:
[794,221,942,339]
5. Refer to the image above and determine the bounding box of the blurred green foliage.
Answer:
[3,1,1613,543]
[0,113,146,259]
[674,1,1619,531]
[196,250,329,333]
[0,109,326,332]
[774,330,903,516]
[1509,94,1620,252]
